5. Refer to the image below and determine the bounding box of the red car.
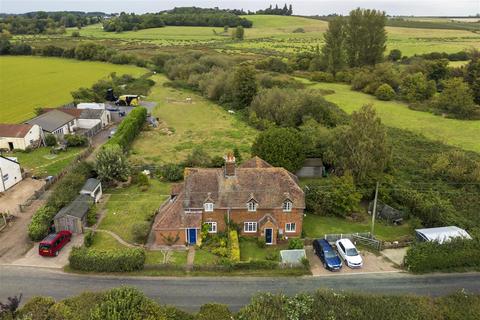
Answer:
[38,230,72,257]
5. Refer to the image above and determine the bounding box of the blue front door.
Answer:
[265,228,273,244]
[187,228,197,245]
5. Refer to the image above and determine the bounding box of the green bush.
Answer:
[159,163,184,181]
[288,238,304,249]
[86,205,97,226]
[196,303,232,320]
[28,206,56,241]
[404,238,480,273]
[64,134,88,147]
[44,134,57,147]
[16,296,56,320]
[311,71,335,83]
[375,83,396,101]
[228,230,240,262]
[84,230,95,248]
[90,287,162,320]
[131,221,151,244]
[95,144,130,183]
[69,247,146,272]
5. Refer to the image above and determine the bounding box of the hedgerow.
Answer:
[106,107,147,150]
[228,230,240,262]
[404,238,480,273]
[69,247,146,272]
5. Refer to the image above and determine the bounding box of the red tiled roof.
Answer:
[0,124,34,138]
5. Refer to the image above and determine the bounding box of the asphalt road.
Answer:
[1,266,480,312]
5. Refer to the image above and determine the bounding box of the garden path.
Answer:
[186,246,195,271]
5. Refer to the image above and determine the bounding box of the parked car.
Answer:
[38,230,72,257]
[335,238,363,268]
[312,239,342,271]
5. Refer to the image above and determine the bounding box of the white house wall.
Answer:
[0,157,22,192]
[0,125,41,150]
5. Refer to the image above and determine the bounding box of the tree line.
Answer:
[2,286,479,320]
[0,11,102,35]
[103,8,253,32]
[256,4,294,16]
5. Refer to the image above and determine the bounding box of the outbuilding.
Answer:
[53,194,94,233]
[80,178,102,203]
[0,156,22,192]
[415,226,472,244]
[0,124,42,151]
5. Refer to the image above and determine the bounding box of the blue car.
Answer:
[313,239,343,271]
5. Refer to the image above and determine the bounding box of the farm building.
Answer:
[26,109,77,136]
[0,156,22,192]
[53,194,94,233]
[415,226,472,244]
[0,123,42,151]
[42,108,111,136]
[80,178,102,203]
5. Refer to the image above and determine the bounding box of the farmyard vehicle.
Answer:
[38,230,72,257]
[116,95,140,106]
[335,238,363,268]
[313,239,342,271]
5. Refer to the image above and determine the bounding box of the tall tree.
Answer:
[321,16,347,75]
[345,8,387,67]
[465,50,480,104]
[326,104,390,184]
[434,77,477,119]
[232,65,257,109]
[251,127,305,173]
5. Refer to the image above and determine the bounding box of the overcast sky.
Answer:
[0,0,478,16]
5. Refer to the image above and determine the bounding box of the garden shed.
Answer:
[80,178,102,203]
[54,194,93,233]
[415,226,472,244]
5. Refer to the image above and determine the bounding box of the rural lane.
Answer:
[1,266,480,312]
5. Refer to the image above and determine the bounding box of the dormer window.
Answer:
[247,201,257,212]
[283,200,292,212]
[204,202,214,212]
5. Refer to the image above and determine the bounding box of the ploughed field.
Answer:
[0,56,145,123]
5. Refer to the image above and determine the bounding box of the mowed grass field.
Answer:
[303,80,480,153]
[0,56,146,123]
[130,74,257,165]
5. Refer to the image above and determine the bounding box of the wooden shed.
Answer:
[80,178,102,203]
[54,194,93,233]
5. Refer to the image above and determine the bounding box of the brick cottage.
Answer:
[153,155,305,246]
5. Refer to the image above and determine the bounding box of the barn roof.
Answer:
[0,124,34,138]
[26,109,75,132]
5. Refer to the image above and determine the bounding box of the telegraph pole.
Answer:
[371,181,379,236]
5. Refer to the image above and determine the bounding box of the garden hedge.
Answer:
[404,238,480,273]
[106,107,147,150]
[69,247,146,272]
[228,230,240,262]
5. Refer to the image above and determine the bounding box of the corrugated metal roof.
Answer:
[415,226,472,244]
[54,194,93,219]
[26,109,75,132]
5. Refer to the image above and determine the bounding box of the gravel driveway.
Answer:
[306,246,399,276]
[9,234,83,269]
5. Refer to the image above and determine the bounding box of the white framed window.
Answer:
[204,202,214,212]
[244,222,257,233]
[285,222,296,233]
[283,200,292,212]
[205,222,217,233]
[247,201,257,212]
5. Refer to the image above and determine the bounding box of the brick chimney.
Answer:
[224,152,236,177]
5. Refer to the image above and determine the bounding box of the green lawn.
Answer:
[9,147,85,177]
[0,56,146,123]
[303,214,413,242]
[99,179,170,243]
[145,250,188,266]
[304,80,480,153]
[194,249,219,265]
[130,74,257,164]
[239,238,287,261]
[89,231,125,250]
